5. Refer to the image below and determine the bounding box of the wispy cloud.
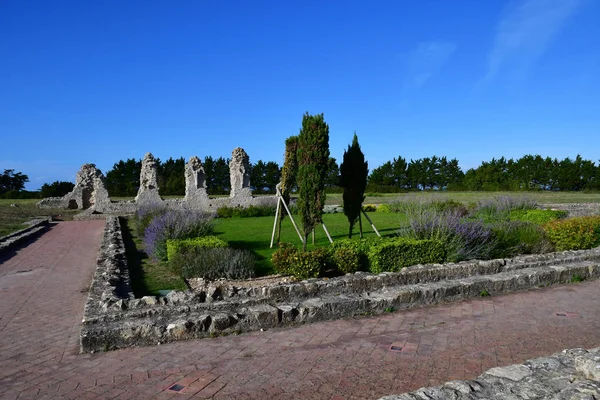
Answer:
[405,42,457,87]
[483,0,584,82]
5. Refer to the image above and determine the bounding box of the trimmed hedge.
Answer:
[166,235,228,261]
[509,209,567,225]
[329,238,378,272]
[368,237,446,273]
[330,246,361,274]
[544,216,600,251]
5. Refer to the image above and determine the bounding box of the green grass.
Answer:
[0,199,79,237]
[120,217,187,296]
[338,191,600,206]
[213,212,406,275]
[109,191,600,206]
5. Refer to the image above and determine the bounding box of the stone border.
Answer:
[379,347,600,399]
[80,216,600,353]
[0,218,51,254]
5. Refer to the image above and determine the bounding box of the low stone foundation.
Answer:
[380,347,600,399]
[0,218,51,253]
[80,216,600,353]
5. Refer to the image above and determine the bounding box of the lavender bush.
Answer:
[170,247,256,280]
[134,202,168,237]
[491,221,554,259]
[473,196,537,222]
[143,210,214,261]
[388,196,468,216]
[399,208,496,262]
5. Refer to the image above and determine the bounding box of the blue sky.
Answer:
[1,0,599,190]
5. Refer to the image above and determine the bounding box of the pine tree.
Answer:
[296,113,330,250]
[340,133,368,238]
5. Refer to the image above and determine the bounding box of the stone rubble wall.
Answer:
[379,347,600,399]
[80,216,600,353]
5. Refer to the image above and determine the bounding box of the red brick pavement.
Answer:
[1,220,600,399]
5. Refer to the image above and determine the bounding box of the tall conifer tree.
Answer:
[340,133,368,238]
[296,113,330,250]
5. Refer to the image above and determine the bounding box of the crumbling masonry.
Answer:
[37,148,276,214]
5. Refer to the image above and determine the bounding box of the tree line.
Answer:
[367,154,599,192]
[3,153,599,200]
[104,155,341,197]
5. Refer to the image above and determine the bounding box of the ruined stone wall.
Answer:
[38,148,277,215]
[80,215,600,352]
[37,164,110,211]
[379,347,600,399]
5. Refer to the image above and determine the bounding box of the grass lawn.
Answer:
[109,191,600,207]
[214,212,406,275]
[334,191,600,206]
[0,199,79,237]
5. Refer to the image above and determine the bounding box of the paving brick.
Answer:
[3,221,600,399]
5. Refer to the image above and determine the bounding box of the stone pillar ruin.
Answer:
[229,147,252,198]
[37,164,111,211]
[184,156,208,206]
[135,153,162,205]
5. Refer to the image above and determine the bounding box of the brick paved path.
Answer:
[1,220,600,400]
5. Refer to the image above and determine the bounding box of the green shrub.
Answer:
[216,205,277,218]
[169,247,255,280]
[376,203,391,213]
[368,237,446,273]
[363,204,377,212]
[142,210,214,261]
[329,238,378,271]
[166,235,228,261]
[271,243,328,279]
[491,221,553,258]
[271,242,299,276]
[544,216,600,251]
[508,209,567,225]
[330,246,361,274]
[294,248,329,279]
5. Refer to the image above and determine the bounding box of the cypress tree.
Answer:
[296,113,330,250]
[277,135,299,242]
[340,133,368,238]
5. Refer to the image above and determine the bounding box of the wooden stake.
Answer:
[276,186,305,245]
[358,211,364,239]
[312,229,315,245]
[361,208,381,237]
[322,223,333,243]
[270,197,281,248]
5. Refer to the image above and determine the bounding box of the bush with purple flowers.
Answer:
[399,208,496,262]
[141,209,214,261]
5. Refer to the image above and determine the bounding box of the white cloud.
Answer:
[405,42,457,87]
[483,0,584,82]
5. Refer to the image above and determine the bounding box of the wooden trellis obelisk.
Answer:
[270,184,333,248]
